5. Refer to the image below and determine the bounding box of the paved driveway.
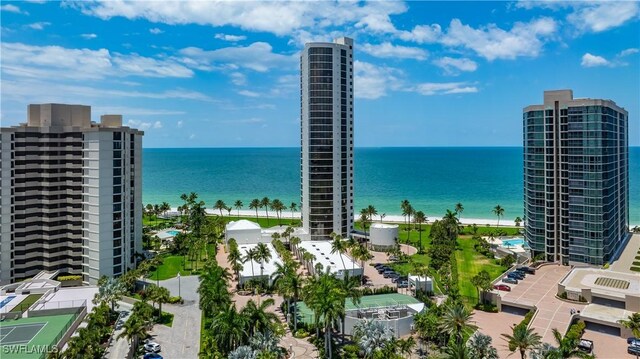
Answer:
[473,310,524,358]
[499,265,585,344]
[610,233,640,274]
[149,301,201,359]
[145,275,200,302]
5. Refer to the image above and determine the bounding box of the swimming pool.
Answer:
[167,230,181,236]
[0,295,16,309]
[501,238,525,247]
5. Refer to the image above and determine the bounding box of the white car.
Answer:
[144,342,161,353]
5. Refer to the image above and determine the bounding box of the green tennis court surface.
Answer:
[0,314,75,359]
[296,293,421,323]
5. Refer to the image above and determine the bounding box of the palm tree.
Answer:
[228,247,242,280]
[515,216,523,227]
[359,208,371,237]
[455,202,464,222]
[471,270,492,304]
[401,199,410,231]
[619,312,640,337]
[439,302,478,348]
[413,210,426,253]
[493,205,505,227]
[234,200,243,219]
[398,336,416,359]
[241,298,279,336]
[290,236,301,256]
[330,232,348,273]
[352,318,394,358]
[249,198,260,222]
[94,276,126,312]
[290,202,298,222]
[198,262,231,315]
[155,286,171,319]
[214,199,226,217]
[502,324,542,359]
[544,328,594,359]
[243,248,259,283]
[260,197,271,226]
[271,199,285,226]
[366,205,378,224]
[255,243,272,285]
[468,332,498,359]
[117,314,148,354]
[210,303,248,354]
[339,273,362,342]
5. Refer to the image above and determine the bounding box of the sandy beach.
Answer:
[171,208,520,227]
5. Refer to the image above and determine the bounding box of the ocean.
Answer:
[143,147,640,224]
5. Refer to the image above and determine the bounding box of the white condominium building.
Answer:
[0,104,143,285]
[300,37,355,240]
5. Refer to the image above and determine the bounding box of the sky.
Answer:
[1,1,639,148]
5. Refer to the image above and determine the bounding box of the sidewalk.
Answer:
[104,302,133,359]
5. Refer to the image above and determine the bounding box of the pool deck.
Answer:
[0,294,28,313]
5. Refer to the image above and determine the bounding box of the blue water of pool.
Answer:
[167,230,181,236]
[501,238,525,247]
[0,295,16,309]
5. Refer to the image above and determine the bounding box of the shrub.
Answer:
[559,292,568,299]
[602,262,610,269]
[57,275,82,281]
[168,296,183,304]
[474,303,498,312]
[631,267,640,272]
[294,329,309,338]
[632,261,640,266]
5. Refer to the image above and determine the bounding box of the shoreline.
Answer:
[172,208,522,227]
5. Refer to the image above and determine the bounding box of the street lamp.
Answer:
[177,272,181,299]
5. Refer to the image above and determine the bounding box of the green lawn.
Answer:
[455,236,507,302]
[148,243,218,280]
[9,294,43,313]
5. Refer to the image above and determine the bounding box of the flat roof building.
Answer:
[0,104,143,285]
[300,37,355,240]
[523,90,630,266]
[237,243,282,287]
[297,240,362,279]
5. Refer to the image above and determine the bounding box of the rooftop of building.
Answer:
[237,243,282,279]
[298,240,361,273]
[226,219,261,231]
[524,89,627,113]
[560,267,640,299]
[370,223,398,229]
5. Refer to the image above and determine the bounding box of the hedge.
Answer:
[58,275,82,281]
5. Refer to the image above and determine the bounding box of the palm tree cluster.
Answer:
[358,205,378,238]
[426,209,461,274]
[59,302,115,358]
[144,201,171,227]
[198,259,283,357]
[349,318,417,359]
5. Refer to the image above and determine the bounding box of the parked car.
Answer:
[627,337,640,345]
[628,345,640,356]
[373,263,385,268]
[493,284,511,291]
[577,339,593,353]
[144,343,161,353]
[377,266,389,274]
[143,354,163,359]
[383,270,396,278]
[502,277,518,284]
[397,280,409,288]
[508,272,525,280]
[389,255,399,261]
[518,266,536,274]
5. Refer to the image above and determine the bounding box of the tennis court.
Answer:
[0,314,75,359]
[296,293,421,323]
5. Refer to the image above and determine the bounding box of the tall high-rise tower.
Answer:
[0,104,143,285]
[523,90,629,266]
[300,37,354,240]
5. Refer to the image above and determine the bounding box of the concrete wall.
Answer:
[342,313,416,338]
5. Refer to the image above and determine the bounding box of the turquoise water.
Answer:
[501,238,525,247]
[167,230,180,236]
[143,147,640,223]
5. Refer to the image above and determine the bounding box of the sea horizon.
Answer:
[143,147,640,225]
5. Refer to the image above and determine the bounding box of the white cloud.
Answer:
[441,17,557,61]
[125,119,163,131]
[215,33,246,42]
[177,120,184,128]
[153,121,163,129]
[238,90,260,97]
[360,42,428,60]
[581,53,611,67]
[149,27,164,34]
[74,0,407,37]
[189,134,196,139]
[1,42,193,80]
[433,57,478,74]
[223,117,265,125]
[354,61,403,100]
[229,72,246,86]
[413,82,478,96]
[92,107,185,116]
[1,4,26,14]
[178,42,296,72]
[27,22,51,30]
[619,48,639,57]
[567,2,639,33]
[397,24,442,43]
[81,33,97,39]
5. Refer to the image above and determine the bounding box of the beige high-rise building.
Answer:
[0,104,143,285]
[300,37,354,240]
